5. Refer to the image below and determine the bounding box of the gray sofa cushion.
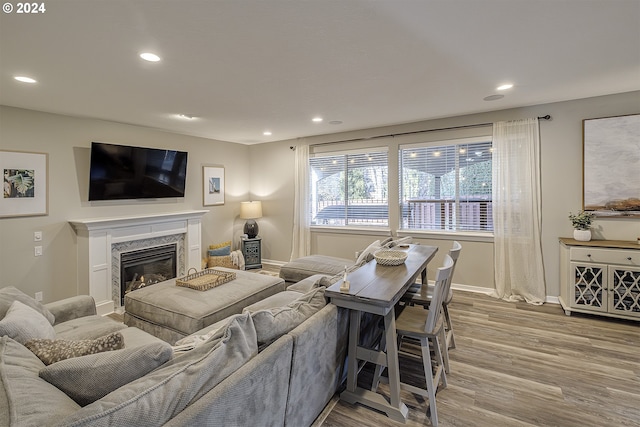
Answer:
[285,274,335,293]
[0,336,80,427]
[59,312,258,427]
[118,326,168,348]
[279,254,355,283]
[0,286,55,325]
[53,315,127,340]
[173,315,236,353]
[40,341,173,406]
[25,332,124,365]
[247,287,327,344]
[243,290,303,311]
[0,300,56,344]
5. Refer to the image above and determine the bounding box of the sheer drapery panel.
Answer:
[492,118,546,304]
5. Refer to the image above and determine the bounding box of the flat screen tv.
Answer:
[88,142,188,201]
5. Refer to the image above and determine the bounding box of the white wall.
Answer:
[250,91,640,297]
[0,106,250,302]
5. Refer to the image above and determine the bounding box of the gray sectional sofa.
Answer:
[0,275,350,427]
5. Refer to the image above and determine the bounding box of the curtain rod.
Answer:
[299,115,552,149]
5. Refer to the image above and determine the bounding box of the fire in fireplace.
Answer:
[120,244,177,304]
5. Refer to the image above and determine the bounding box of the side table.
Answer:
[241,237,262,270]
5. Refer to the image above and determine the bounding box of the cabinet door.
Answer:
[608,265,640,318]
[242,239,261,267]
[570,262,608,313]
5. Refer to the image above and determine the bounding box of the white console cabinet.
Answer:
[559,238,640,321]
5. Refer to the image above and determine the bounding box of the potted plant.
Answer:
[569,210,595,241]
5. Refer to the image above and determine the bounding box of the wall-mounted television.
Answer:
[88,142,188,201]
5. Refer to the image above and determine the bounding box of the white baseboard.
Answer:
[262,259,287,267]
[450,283,494,295]
[450,283,559,305]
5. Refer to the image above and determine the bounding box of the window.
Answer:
[310,149,388,226]
[400,137,493,232]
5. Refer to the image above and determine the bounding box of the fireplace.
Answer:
[69,210,207,316]
[120,244,177,305]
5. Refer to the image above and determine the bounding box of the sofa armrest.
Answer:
[45,295,97,325]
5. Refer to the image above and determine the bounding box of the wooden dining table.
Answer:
[325,244,438,423]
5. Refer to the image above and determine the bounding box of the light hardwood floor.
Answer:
[315,291,640,427]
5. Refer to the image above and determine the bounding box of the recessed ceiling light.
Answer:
[312,117,323,123]
[14,76,37,83]
[177,114,196,120]
[483,94,504,101]
[140,52,161,62]
[263,131,272,136]
[329,120,343,125]
[497,83,513,91]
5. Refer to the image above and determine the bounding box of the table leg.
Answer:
[340,308,409,423]
[383,309,403,410]
[346,309,361,393]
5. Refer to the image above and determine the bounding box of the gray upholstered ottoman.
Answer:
[124,268,286,344]
[279,254,355,283]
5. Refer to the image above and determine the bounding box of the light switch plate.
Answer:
[34,246,43,256]
[34,231,42,241]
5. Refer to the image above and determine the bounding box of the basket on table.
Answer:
[373,250,408,266]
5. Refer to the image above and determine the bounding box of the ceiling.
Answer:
[1,1,639,145]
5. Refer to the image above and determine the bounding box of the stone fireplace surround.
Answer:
[70,210,207,315]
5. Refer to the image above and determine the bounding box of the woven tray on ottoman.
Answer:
[176,269,236,291]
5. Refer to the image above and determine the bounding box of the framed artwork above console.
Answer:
[583,114,640,217]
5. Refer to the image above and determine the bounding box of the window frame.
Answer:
[399,136,494,234]
[309,146,389,229]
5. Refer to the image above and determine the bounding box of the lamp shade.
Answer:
[240,201,263,219]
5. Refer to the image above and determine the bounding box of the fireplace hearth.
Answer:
[120,244,177,305]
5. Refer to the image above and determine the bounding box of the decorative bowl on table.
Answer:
[373,249,408,266]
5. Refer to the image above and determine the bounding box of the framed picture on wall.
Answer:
[1,150,49,218]
[583,114,640,217]
[202,165,225,206]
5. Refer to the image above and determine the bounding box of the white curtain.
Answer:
[492,118,546,304]
[290,144,310,260]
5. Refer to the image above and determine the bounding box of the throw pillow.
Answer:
[25,332,124,365]
[39,341,173,406]
[355,239,381,265]
[208,240,232,256]
[207,255,237,269]
[249,287,327,344]
[0,300,56,344]
[0,286,55,325]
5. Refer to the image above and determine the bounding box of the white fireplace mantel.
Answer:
[70,210,208,315]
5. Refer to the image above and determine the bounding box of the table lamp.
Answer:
[240,201,262,238]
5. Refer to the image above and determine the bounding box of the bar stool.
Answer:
[372,254,454,426]
[403,241,462,352]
